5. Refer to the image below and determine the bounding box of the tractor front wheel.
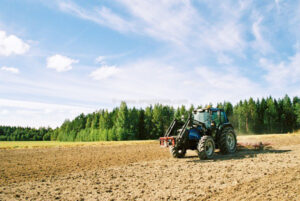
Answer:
[169,146,186,158]
[219,127,237,154]
[197,136,215,160]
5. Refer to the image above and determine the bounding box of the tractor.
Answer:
[159,107,237,160]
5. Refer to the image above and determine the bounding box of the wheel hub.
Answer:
[205,141,213,156]
[226,133,235,150]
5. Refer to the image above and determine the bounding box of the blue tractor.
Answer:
[160,107,237,160]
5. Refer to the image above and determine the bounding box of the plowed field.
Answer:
[1,134,300,201]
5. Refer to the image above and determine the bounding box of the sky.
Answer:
[0,0,300,128]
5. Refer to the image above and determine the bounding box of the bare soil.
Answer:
[1,135,300,201]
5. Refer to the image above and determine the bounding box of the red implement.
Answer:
[159,137,175,147]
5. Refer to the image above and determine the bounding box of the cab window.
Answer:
[211,111,220,126]
[220,111,226,123]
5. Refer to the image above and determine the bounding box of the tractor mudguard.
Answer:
[219,123,233,131]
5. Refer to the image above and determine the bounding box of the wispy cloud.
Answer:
[1,66,19,74]
[251,14,273,54]
[56,0,249,54]
[260,52,300,90]
[0,30,30,56]
[95,52,131,64]
[217,53,233,65]
[58,1,135,33]
[95,56,106,64]
[201,22,245,53]
[90,65,120,80]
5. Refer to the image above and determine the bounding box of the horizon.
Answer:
[1,0,300,128]
[0,94,297,129]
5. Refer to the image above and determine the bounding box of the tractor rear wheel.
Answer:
[219,127,237,154]
[169,146,186,158]
[197,136,215,160]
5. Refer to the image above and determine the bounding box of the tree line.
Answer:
[0,126,51,141]
[1,95,300,141]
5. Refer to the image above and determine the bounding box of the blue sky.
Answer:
[1,0,300,128]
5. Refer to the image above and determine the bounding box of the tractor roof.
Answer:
[194,107,223,113]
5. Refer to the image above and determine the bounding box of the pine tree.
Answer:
[85,115,92,128]
[179,105,188,121]
[224,102,233,119]
[295,103,300,129]
[128,107,139,140]
[152,104,164,138]
[115,102,129,140]
[282,95,294,132]
[174,107,181,120]
[265,97,276,133]
[91,112,100,129]
[99,110,112,130]
[144,106,153,139]
[248,98,257,133]
[188,104,195,114]
[137,110,146,139]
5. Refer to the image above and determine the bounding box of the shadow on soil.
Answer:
[186,148,291,163]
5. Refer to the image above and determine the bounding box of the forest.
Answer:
[0,126,51,141]
[1,95,300,141]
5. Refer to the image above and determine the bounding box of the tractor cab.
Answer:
[193,108,230,139]
[193,108,229,129]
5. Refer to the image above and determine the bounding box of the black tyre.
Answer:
[219,127,237,154]
[197,136,215,160]
[169,146,186,158]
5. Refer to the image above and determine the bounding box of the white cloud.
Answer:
[88,59,261,105]
[0,98,94,128]
[194,66,256,91]
[0,109,9,115]
[192,66,262,103]
[217,53,233,65]
[1,66,19,74]
[95,56,106,64]
[274,0,281,11]
[0,98,92,112]
[0,30,30,56]
[90,65,120,80]
[46,54,78,72]
[260,52,300,89]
